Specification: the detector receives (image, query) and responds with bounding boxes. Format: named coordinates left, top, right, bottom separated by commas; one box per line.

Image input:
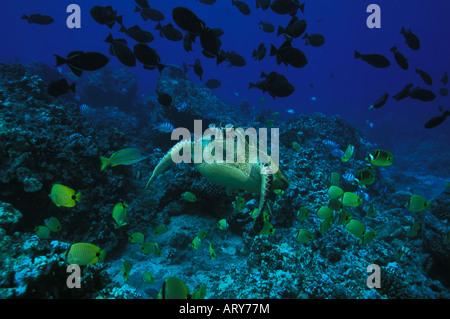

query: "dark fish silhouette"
left=172, top=7, right=205, bottom=35
left=256, top=0, right=271, bottom=10
left=90, top=5, right=123, bottom=28
left=408, top=87, right=436, bottom=102
left=54, top=51, right=109, bottom=77
left=190, top=58, right=203, bottom=81
left=135, top=5, right=165, bottom=22
left=270, top=0, right=304, bottom=16
left=156, top=90, right=172, bottom=106
left=200, top=27, right=225, bottom=65
left=199, top=0, right=217, bottom=4
left=440, top=88, right=449, bottom=97
left=252, top=43, right=267, bottom=61
left=392, top=83, right=413, bottom=101
left=133, top=43, right=165, bottom=73
left=232, top=0, right=251, bottom=15
left=270, top=41, right=307, bottom=68
left=400, top=27, right=420, bottom=50
left=441, top=71, right=448, bottom=84
left=390, top=46, right=408, bottom=70
left=424, top=111, right=449, bottom=129
left=354, top=51, right=390, bottom=68
left=277, top=16, right=306, bottom=40
left=249, top=71, right=295, bottom=99
left=120, top=25, right=154, bottom=43
left=416, top=68, right=433, bottom=85
left=369, top=93, right=389, bottom=109
left=104, top=33, right=136, bottom=67
left=155, top=23, right=183, bottom=41
left=303, top=33, right=325, bottom=47
left=205, top=79, right=221, bottom=89
left=21, top=13, right=54, bottom=25
left=47, top=79, right=75, bottom=97
left=258, top=21, right=275, bottom=33
left=225, top=51, right=246, bottom=67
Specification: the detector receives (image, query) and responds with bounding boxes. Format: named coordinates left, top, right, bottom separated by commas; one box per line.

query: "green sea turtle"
left=145, top=126, right=289, bottom=221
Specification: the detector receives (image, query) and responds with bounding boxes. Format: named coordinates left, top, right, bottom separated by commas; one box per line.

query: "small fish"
left=416, top=68, right=433, bottom=85
left=44, top=216, right=61, bottom=232
left=441, top=71, right=448, bottom=85
left=112, top=202, right=127, bottom=228
left=258, top=21, right=275, bottom=33
left=341, top=192, right=363, bottom=207
left=63, top=243, right=105, bottom=265
left=390, top=46, right=408, bottom=70
left=47, top=79, right=75, bottom=98
left=134, top=171, right=142, bottom=181
left=258, top=97, right=266, bottom=103
left=366, top=203, right=376, bottom=217
left=205, top=79, right=221, bottom=89
left=366, top=149, right=394, bottom=166
left=354, top=51, right=390, bottom=68
left=292, top=142, right=301, bottom=151
left=232, top=196, right=246, bottom=212
left=317, top=206, right=334, bottom=220
left=49, top=184, right=81, bottom=208
left=319, top=218, right=333, bottom=234
left=155, top=22, right=183, bottom=41
left=329, top=172, right=340, bottom=186
left=407, top=222, right=421, bottom=238
left=190, top=58, right=203, bottom=81
left=232, top=0, right=251, bottom=15
left=55, top=51, right=109, bottom=77
left=392, top=83, right=414, bottom=101
left=143, top=272, right=154, bottom=284
left=158, top=277, right=191, bottom=299
left=366, top=120, right=374, bottom=128
left=408, top=87, right=436, bottom=102
left=322, top=140, right=338, bottom=148
left=337, top=208, right=352, bottom=226
left=342, top=172, right=355, bottom=183
left=331, top=148, right=345, bottom=158
left=443, top=230, right=450, bottom=245
left=369, top=93, right=389, bottom=110
left=35, top=225, right=51, bottom=239
left=182, top=191, right=197, bottom=202
left=209, top=243, right=217, bottom=260
left=104, top=33, right=136, bottom=67
left=423, top=177, right=436, bottom=187
left=100, top=148, right=147, bottom=171
left=354, top=168, right=376, bottom=188
left=303, top=33, right=325, bottom=47
left=154, top=224, right=168, bottom=236
left=328, top=198, right=343, bottom=211
left=400, top=27, right=420, bottom=50
left=140, top=242, right=161, bottom=256
left=217, top=219, right=229, bottom=230
left=328, top=186, right=344, bottom=200
left=361, top=230, right=377, bottom=245
left=424, top=111, right=450, bottom=129
left=296, top=207, right=310, bottom=221
left=153, top=122, right=175, bottom=133
left=345, top=219, right=366, bottom=239
left=341, top=145, right=355, bottom=163
left=191, top=235, right=201, bottom=249
left=260, top=220, right=276, bottom=236
left=295, top=229, right=314, bottom=243
left=21, top=13, right=54, bottom=25
left=123, top=259, right=132, bottom=282
left=406, top=195, right=428, bottom=212
left=129, top=232, right=145, bottom=244
left=286, top=109, right=295, bottom=114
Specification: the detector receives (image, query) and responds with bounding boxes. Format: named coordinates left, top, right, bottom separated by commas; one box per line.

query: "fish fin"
left=119, top=25, right=126, bottom=33
left=248, top=82, right=256, bottom=89
left=145, top=140, right=192, bottom=189
left=155, top=22, right=162, bottom=30
left=299, top=2, right=305, bottom=13
left=54, top=55, right=66, bottom=67
left=277, top=26, right=285, bottom=36
left=354, top=50, right=361, bottom=59
left=115, top=15, right=123, bottom=26
left=21, top=14, right=28, bottom=20
left=104, top=33, right=114, bottom=43
left=68, top=66, right=83, bottom=77
left=134, top=5, right=140, bottom=12
left=75, top=191, right=81, bottom=203
left=100, top=156, right=110, bottom=171
left=269, top=44, right=278, bottom=56
left=157, top=63, right=166, bottom=73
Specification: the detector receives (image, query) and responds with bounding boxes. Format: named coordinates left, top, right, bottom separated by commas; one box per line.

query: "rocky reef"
left=0, top=62, right=448, bottom=299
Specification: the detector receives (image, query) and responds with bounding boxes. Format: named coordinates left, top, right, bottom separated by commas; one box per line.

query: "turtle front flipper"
left=254, top=163, right=274, bottom=218
left=145, top=140, right=191, bottom=189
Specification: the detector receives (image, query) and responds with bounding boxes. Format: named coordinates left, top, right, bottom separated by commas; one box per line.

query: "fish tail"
left=157, top=63, right=166, bottom=73
left=252, top=49, right=257, bottom=57
left=299, top=3, right=305, bottom=13
left=21, top=14, right=28, bottom=20
left=100, top=156, right=110, bottom=171
left=390, top=46, right=396, bottom=52
left=269, top=44, right=278, bottom=56
left=54, top=55, right=66, bottom=67
left=119, top=25, right=126, bottom=33
left=155, top=22, right=162, bottom=30
left=400, top=26, right=405, bottom=34
left=277, top=26, right=285, bottom=36
left=248, top=82, right=256, bottom=89
left=75, top=191, right=81, bottom=203
left=134, top=5, right=140, bottom=12
left=354, top=50, right=361, bottom=59
left=99, top=249, right=106, bottom=262
left=115, top=15, right=123, bottom=26
left=104, top=33, right=114, bottom=43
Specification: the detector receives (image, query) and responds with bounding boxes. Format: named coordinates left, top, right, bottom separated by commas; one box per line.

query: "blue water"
left=1, top=0, right=450, bottom=299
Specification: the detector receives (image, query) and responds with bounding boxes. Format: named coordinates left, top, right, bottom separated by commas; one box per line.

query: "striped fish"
left=100, top=148, right=147, bottom=171
left=153, top=122, right=174, bottom=133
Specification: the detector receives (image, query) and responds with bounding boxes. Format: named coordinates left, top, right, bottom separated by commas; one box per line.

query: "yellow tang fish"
left=182, top=191, right=197, bottom=202
left=44, top=216, right=61, bottom=232
left=100, top=148, right=147, bottom=171
left=158, top=277, right=190, bottom=299
left=365, top=149, right=394, bottom=167
left=341, top=145, right=355, bottom=163
left=64, top=243, right=105, bottom=265
left=143, top=272, right=154, bottom=284
left=123, top=259, right=132, bottom=282
left=345, top=219, right=366, bottom=238
left=35, top=225, right=51, bottom=239
left=50, top=184, right=81, bottom=208
left=129, top=232, right=145, bottom=244
left=295, top=229, right=314, bottom=243
left=112, top=203, right=127, bottom=228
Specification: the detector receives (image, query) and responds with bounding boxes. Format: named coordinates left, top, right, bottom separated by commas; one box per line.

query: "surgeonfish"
left=341, top=145, right=355, bottom=163
left=182, top=191, right=197, bottom=202
left=407, top=222, right=421, bottom=237
left=217, top=219, right=229, bottom=230
left=44, top=216, right=61, bottom=232
left=153, top=224, right=168, bottom=235
left=328, top=185, right=344, bottom=199
left=100, top=148, right=147, bottom=171
left=129, top=232, right=145, bottom=244
left=158, top=277, right=191, bottom=299
left=123, top=259, right=132, bottom=282
left=366, top=149, right=394, bottom=167
left=50, top=184, right=81, bottom=208
left=63, top=243, right=105, bottom=265
left=209, top=243, right=217, bottom=260
left=35, top=225, right=51, bottom=239
left=112, top=202, right=128, bottom=228
left=143, top=272, right=154, bottom=284
left=345, top=219, right=366, bottom=238
left=406, top=195, right=428, bottom=212
left=295, top=229, right=314, bottom=243
left=341, top=192, right=363, bottom=207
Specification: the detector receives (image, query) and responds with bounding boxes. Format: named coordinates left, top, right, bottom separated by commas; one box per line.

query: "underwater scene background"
left=0, top=0, right=449, bottom=299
